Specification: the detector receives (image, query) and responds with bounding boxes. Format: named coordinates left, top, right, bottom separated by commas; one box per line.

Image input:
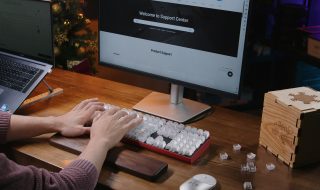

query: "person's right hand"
left=90, top=108, right=142, bottom=150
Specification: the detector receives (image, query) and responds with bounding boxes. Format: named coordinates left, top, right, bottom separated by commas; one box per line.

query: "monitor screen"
left=0, top=0, right=53, bottom=64
left=99, top=0, right=250, bottom=96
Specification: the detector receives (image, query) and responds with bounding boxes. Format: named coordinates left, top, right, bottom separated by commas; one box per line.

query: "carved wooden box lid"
left=269, top=87, right=320, bottom=112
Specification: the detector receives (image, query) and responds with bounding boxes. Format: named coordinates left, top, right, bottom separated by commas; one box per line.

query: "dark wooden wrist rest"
left=49, top=133, right=168, bottom=181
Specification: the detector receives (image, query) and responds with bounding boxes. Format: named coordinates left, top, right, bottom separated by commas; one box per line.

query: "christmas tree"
left=51, top=0, right=97, bottom=74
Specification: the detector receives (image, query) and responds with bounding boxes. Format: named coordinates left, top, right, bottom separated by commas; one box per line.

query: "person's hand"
left=90, top=108, right=142, bottom=150
left=55, top=98, right=105, bottom=137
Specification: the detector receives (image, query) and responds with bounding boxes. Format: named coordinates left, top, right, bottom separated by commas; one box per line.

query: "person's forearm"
left=78, top=139, right=110, bottom=174
left=6, top=115, right=59, bottom=142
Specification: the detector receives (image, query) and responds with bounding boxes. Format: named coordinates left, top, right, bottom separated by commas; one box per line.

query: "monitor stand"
left=133, top=84, right=211, bottom=123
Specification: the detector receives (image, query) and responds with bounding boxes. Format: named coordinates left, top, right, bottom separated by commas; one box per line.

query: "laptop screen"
left=0, top=0, right=53, bottom=65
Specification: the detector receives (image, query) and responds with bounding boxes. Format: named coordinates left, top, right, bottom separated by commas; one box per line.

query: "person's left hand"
left=55, top=98, right=105, bottom=137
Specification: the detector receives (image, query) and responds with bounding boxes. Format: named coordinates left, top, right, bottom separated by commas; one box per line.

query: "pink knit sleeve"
left=0, top=111, right=99, bottom=189
left=0, top=111, right=11, bottom=144
left=0, top=154, right=99, bottom=190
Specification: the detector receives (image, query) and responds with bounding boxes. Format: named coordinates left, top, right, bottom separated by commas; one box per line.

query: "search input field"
left=133, top=18, right=195, bottom=33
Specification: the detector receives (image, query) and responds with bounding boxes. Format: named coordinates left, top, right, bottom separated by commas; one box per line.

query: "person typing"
left=0, top=98, right=142, bottom=190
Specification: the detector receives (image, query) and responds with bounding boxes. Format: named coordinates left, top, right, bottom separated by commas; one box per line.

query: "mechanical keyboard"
left=104, top=104, right=211, bottom=164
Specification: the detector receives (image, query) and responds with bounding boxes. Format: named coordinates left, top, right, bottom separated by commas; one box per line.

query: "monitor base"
left=133, top=92, right=211, bottom=123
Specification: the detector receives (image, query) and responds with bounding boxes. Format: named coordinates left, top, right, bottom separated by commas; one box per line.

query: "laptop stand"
left=20, top=80, right=63, bottom=109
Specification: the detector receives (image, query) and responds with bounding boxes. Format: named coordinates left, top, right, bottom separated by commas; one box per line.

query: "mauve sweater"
left=0, top=112, right=99, bottom=190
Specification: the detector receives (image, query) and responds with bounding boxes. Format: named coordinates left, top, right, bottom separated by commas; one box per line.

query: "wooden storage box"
left=259, top=87, right=320, bottom=168
left=308, top=36, right=320, bottom=59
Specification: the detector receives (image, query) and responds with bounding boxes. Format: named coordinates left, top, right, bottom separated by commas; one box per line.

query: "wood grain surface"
left=6, top=69, right=320, bottom=190
left=49, top=133, right=168, bottom=181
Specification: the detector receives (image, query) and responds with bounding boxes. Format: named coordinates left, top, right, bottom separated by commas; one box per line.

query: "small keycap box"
left=259, top=87, right=320, bottom=168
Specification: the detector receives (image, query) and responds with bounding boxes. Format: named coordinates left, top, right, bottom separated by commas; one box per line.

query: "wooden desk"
left=8, top=69, right=320, bottom=190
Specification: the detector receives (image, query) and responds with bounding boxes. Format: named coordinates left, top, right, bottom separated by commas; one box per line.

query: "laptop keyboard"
left=0, top=56, right=43, bottom=93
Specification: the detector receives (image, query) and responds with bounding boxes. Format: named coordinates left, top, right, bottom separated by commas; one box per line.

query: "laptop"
left=0, top=0, right=54, bottom=113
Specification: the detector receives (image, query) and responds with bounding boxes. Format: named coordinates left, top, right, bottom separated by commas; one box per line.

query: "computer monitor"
left=99, top=0, right=251, bottom=123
